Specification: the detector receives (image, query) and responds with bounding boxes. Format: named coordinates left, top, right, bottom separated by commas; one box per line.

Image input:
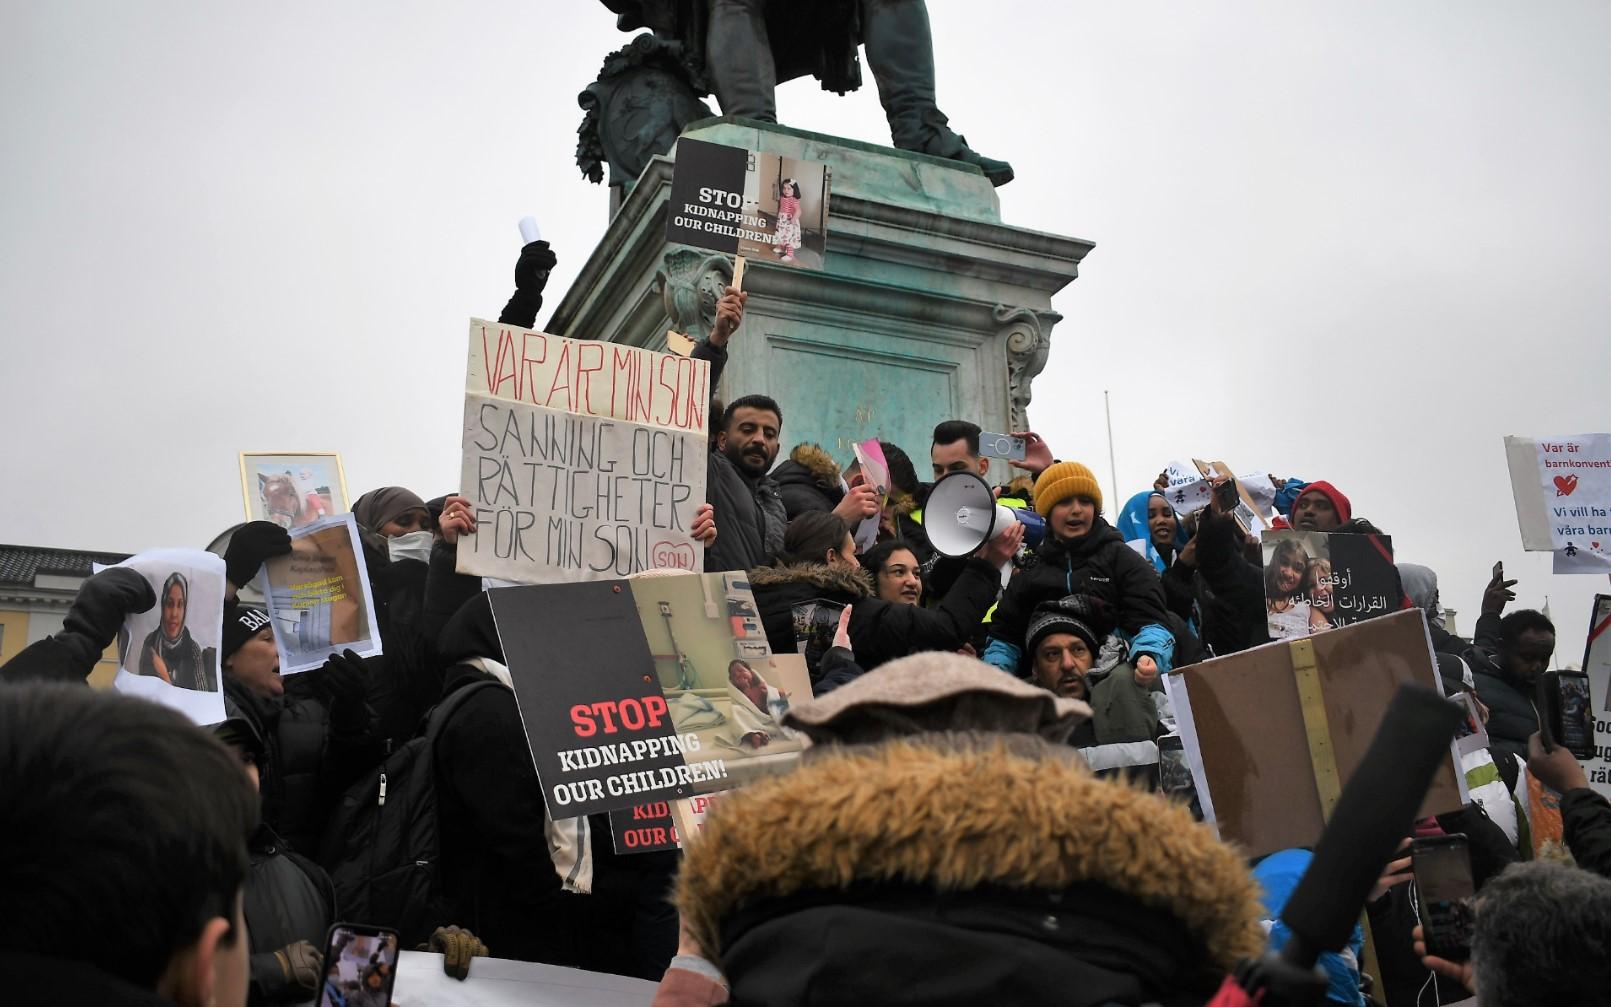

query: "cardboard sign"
left=490, top=573, right=806, bottom=819
left=1164, top=609, right=1467, bottom=858
left=239, top=452, right=348, bottom=530
left=103, top=548, right=227, bottom=725
left=1261, top=529, right=1402, bottom=641
left=1505, top=434, right=1611, bottom=571
left=456, top=319, right=710, bottom=584
left=1580, top=595, right=1611, bottom=799
left=261, top=514, right=383, bottom=674
left=666, top=138, right=832, bottom=269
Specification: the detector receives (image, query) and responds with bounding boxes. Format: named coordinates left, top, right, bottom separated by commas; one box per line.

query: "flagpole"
left=1104, top=390, right=1120, bottom=511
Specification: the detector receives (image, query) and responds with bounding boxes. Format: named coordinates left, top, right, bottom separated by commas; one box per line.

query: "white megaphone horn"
left=924, top=472, right=1046, bottom=562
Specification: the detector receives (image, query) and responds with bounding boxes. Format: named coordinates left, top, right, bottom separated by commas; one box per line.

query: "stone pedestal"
left=548, top=118, right=1093, bottom=464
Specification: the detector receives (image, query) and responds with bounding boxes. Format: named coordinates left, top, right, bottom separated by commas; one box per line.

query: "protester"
left=1416, top=861, right=1611, bottom=1006
left=1467, top=570, right=1554, bottom=764
left=1116, top=489, right=1196, bottom=624
left=1025, top=596, right=1161, bottom=754
left=667, top=652, right=1264, bottom=1005
left=220, top=605, right=382, bottom=854
left=860, top=538, right=925, bottom=604
left=983, top=461, right=1178, bottom=678
left=0, top=685, right=257, bottom=1007
left=213, top=710, right=335, bottom=1006
left=431, top=592, right=678, bottom=980
left=1289, top=480, right=1351, bottom=532
left=749, top=511, right=1018, bottom=685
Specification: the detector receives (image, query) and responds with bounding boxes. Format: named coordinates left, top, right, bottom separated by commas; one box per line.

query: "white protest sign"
left=1504, top=434, right=1611, bottom=572
left=457, top=319, right=711, bottom=584
left=1161, top=459, right=1211, bottom=515
left=392, top=952, right=656, bottom=1006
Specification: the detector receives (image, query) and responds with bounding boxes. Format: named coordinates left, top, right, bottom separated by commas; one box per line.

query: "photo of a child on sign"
left=631, top=572, right=808, bottom=791
left=1262, top=528, right=1402, bottom=641
left=737, top=154, right=829, bottom=267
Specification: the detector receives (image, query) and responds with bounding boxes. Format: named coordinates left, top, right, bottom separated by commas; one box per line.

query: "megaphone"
left=925, top=472, right=1047, bottom=558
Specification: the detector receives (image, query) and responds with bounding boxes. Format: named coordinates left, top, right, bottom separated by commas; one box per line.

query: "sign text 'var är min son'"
left=467, top=321, right=709, bottom=436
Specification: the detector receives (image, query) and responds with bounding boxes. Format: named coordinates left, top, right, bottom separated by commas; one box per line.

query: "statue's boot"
left=706, top=0, right=779, bottom=121
left=862, top=0, right=1015, bottom=185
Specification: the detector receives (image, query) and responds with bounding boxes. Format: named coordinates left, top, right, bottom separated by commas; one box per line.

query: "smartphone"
left=1213, top=478, right=1240, bottom=513
left=979, top=432, right=1027, bottom=462
left=1539, top=670, right=1595, bottom=761
left=1492, top=560, right=1504, bottom=581
left=1412, top=835, right=1475, bottom=962
left=318, top=923, right=400, bottom=1007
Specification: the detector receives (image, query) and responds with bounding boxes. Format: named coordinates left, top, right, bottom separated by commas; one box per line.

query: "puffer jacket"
left=676, top=733, right=1265, bottom=1006
left=771, top=443, right=844, bottom=519
left=984, top=518, right=1176, bottom=676
left=748, top=559, right=1000, bottom=686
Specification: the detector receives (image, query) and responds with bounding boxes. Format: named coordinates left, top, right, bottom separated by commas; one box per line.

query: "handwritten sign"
left=1505, top=434, right=1611, bottom=573
left=457, top=320, right=710, bottom=584
left=1261, top=529, right=1401, bottom=641
left=666, top=138, right=832, bottom=270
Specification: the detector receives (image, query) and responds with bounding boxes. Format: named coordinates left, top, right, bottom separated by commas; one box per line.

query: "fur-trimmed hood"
left=783, top=442, right=841, bottom=487
left=677, top=734, right=1264, bottom=975
left=746, top=561, right=873, bottom=599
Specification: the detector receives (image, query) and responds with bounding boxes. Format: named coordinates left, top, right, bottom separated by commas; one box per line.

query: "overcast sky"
left=3, top=2, right=1607, bottom=654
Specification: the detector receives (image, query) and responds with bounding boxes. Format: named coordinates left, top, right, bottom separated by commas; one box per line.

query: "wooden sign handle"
left=730, top=254, right=746, bottom=293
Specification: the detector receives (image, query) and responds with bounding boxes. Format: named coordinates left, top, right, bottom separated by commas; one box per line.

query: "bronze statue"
left=589, top=0, right=1013, bottom=189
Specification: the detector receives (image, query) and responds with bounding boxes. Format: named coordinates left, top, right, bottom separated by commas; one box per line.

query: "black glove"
left=225, top=521, right=292, bottom=589
left=59, top=568, right=157, bottom=669
left=498, top=240, right=556, bottom=330
left=321, top=648, right=370, bottom=706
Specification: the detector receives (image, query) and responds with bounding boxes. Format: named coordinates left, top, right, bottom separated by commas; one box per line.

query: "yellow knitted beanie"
left=1033, top=461, right=1103, bottom=517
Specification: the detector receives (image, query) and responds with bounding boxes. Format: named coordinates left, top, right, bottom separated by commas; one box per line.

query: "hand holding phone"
left=979, top=431, right=1027, bottom=462
left=318, top=923, right=400, bottom=1007
left=1538, top=670, right=1595, bottom=761
left=1412, top=836, right=1475, bottom=962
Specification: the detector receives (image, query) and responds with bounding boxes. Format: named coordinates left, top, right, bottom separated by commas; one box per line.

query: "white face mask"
left=387, top=530, right=434, bottom=565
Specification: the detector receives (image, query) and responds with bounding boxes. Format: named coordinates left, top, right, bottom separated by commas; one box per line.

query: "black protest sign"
left=666, top=138, right=832, bottom=270
left=489, top=582, right=720, bottom=818
left=1262, top=529, right=1403, bottom=641
left=608, top=800, right=682, bottom=855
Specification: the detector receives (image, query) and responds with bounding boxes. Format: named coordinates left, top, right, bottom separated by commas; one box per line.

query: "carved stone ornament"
left=576, top=34, right=713, bottom=195
left=657, top=249, right=736, bottom=340
left=995, top=304, right=1053, bottom=432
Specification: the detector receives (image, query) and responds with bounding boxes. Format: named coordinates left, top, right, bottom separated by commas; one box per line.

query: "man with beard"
left=692, top=285, right=789, bottom=572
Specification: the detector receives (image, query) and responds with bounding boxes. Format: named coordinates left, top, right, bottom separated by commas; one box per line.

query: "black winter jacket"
left=1190, top=509, right=1270, bottom=655
left=2, top=951, right=178, bottom=1007
left=246, top=824, right=334, bottom=1004
left=227, top=673, right=380, bottom=855
left=1562, top=788, right=1611, bottom=880
left=771, top=443, right=844, bottom=520
left=1468, top=614, right=1538, bottom=765
left=985, top=518, right=1174, bottom=675
left=748, top=559, right=1001, bottom=685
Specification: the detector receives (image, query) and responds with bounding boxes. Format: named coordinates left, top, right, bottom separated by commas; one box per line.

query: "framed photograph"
left=239, top=452, right=349, bottom=530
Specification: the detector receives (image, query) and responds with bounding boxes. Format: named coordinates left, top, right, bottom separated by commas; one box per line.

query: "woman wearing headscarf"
left=1116, top=489, right=1197, bottom=626
left=139, top=571, right=214, bottom=690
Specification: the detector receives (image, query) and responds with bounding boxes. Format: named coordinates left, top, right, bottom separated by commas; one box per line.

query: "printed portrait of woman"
left=1264, top=538, right=1314, bottom=639
left=139, top=572, right=215, bottom=691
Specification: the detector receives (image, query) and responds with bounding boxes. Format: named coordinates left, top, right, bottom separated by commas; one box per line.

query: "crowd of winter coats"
left=5, top=244, right=1611, bottom=1007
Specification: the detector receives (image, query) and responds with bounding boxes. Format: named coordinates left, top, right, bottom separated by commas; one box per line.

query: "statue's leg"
left=860, top=0, right=1014, bottom=185
left=706, top=0, right=779, bottom=122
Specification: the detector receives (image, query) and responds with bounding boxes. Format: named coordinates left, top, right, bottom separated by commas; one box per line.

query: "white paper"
left=518, top=216, right=542, bottom=244
left=1161, top=460, right=1211, bottom=516
left=389, top=952, right=656, bottom=1007
left=99, top=549, right=228, bottom=726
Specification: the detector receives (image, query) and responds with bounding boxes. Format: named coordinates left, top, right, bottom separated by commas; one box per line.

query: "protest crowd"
left=5, top=235, right=1611, bottom=1007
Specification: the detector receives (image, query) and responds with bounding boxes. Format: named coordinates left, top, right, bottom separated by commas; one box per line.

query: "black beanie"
left=223, top=606, right=273, bottom=662
left=1025, top=595, right=1111, bottom=657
